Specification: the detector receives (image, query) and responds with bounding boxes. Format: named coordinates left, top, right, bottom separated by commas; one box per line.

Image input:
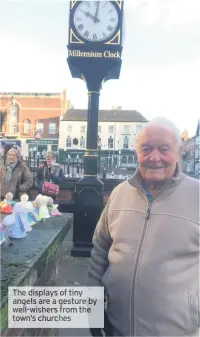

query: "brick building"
left=0, top=89, right=71, bottom=155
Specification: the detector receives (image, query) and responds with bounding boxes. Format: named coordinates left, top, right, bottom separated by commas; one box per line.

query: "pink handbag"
left=42, top=167, right=59, bottom=196
left=42, top=181, right=59, bottom=196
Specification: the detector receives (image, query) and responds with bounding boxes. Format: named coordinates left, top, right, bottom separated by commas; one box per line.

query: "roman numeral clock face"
left=73, top=1, right=119, bottom=42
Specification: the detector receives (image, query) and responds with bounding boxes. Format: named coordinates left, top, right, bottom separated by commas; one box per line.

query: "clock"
left=73, top=1, right=119, bottom=42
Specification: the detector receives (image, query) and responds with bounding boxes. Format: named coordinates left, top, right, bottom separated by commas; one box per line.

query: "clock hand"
left=94, top=1, right=100, bottom=22
left=79, top=9, right=100, bottom=22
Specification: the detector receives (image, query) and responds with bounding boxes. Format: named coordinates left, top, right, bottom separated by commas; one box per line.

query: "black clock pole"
left=71, top=77, right=104, bottom=257
left=84, top=90, right=100, bottom=175
left=67, top=0, right=124, bottom=257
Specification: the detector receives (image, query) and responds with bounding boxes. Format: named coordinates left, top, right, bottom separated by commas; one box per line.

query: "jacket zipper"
left=129, top=197, right=152, bottom=336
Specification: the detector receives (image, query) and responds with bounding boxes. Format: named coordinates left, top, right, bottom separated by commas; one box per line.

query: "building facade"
left=22, top=116, right=60, bottom=156
left=180, top=120, right=200, bottom=177
left=194, top=119, right=200, bottom=176
left=180, top=136, right=196, bottom=173
left=59, top=108, right=148, bottom=151
left=0, top=89, right=71, bottom=156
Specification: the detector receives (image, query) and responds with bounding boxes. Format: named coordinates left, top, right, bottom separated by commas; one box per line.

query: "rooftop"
left=62, top=109, right=148, bottom=122
left=0, top=92, right=60, bottom=97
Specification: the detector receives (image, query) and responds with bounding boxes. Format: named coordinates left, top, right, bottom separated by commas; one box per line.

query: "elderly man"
left=88, top=117, right=199, bottom=336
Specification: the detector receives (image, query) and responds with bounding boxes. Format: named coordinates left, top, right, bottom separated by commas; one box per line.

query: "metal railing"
left=23, top=152, right=138, bottom=179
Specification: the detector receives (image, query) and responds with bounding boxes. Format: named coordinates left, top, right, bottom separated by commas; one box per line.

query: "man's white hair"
left=136, top=117, right=182, bottom=146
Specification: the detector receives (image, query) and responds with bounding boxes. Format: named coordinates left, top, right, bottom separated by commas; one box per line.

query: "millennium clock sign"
left=67, top=0, right=124, bottom=70
left=67, top=1, right=124, bottom=257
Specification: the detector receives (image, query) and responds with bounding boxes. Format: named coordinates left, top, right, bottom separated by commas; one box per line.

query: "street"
left=55, top=226, right=91, bottom=336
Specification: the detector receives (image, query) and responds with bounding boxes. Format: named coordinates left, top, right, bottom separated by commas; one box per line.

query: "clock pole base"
left=71, top=245, right=92, bottom=258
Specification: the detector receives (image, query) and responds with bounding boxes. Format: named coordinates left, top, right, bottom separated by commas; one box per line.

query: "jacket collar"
left=128, top=163, right=185, bottom=193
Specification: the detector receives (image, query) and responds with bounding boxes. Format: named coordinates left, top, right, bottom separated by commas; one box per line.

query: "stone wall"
left=1, top=214, right=72, bottom=336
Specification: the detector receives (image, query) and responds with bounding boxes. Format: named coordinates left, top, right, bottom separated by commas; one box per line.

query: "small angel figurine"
left=26, top=201, right=38, bottom=226
left=20, top=194, right=37, bottom=226
left=13, top=203, right=32, bottom=232
left=32, top=195, right=43, bottom=222
left=2, top=210, right=27, bottom=239
left=0, top=192, right=14, bottom=214
left=39, top=196, right=50, bottom=219
left=51, top=204, right=61, bottom=216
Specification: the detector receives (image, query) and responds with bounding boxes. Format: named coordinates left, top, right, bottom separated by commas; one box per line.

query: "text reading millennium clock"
left=73, top=1, right=119, bottom=42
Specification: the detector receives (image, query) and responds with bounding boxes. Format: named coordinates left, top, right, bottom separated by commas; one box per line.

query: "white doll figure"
left=39, top=195, right=50, bottom=219
left=13, top=203, right=32, bottom=232
left=2, top=210, right=27, bottom=239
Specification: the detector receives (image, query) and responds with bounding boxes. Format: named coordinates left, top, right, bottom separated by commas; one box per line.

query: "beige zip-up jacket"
left=88, top=165, right=199, bottom=336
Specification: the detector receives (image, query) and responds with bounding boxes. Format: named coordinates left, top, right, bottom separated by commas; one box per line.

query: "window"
left=136, top=124, right=142, bottom=134
left=108, top=136, right=113, bottom=149
left=122, top=156, right=127, bottom=164
left=66, top=136, right=71, bottom=148
left=36, top=122, right=44, bottom=135
left=24, top=119, right=31, bottom=134
left=98, top=125, right=102, bottom=133
left=11, top=123, right=18, bottom=133
left=67, top=124, right=72, bottom=133
left=11, top=104, right=18, bottom=122
left=49, top=123, right=56, bottom=134
left=128, top=156, right=134, bottom=164
left=80, top=136, right=85, bottom=148
left=108, top=125, right=114, bottom=133
left=123, top=136, right=129, bottom=149
left=80, top=125, right=86, bottom=133
left=124, top=125, right=130, bottom=134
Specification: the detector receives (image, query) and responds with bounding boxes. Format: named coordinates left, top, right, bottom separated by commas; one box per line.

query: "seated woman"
left=35, top=151, right=64, bottom=199
left=0, top=147, right=33, bottom=200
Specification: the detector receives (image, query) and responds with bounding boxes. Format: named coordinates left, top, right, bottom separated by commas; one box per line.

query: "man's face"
left=7, top=150, right=18, bottom=163
left=136, top=126, right=180, bottom=182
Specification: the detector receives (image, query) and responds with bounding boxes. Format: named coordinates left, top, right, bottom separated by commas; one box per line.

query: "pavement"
left=55, top=226, right=92, bottom=337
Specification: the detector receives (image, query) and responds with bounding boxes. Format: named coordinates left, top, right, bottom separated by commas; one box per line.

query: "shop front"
left=24, top=139, right=59, bottom=157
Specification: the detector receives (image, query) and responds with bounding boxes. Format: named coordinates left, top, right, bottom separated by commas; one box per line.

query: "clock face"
left=73, top=1, right=119, bottom=42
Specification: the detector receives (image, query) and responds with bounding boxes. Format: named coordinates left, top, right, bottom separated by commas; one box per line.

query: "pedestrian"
left=0, top=147, right=33, bottom=200
left=35, top=151, right=64, bottom=200
left=88, top=117, right=199, bottom=336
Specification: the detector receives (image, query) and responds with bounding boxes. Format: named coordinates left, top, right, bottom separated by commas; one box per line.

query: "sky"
left=0, top=0, right=200, bottom=137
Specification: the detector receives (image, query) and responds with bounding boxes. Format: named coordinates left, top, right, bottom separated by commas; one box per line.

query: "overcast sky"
left=0, top=0, right=199, bottom=136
